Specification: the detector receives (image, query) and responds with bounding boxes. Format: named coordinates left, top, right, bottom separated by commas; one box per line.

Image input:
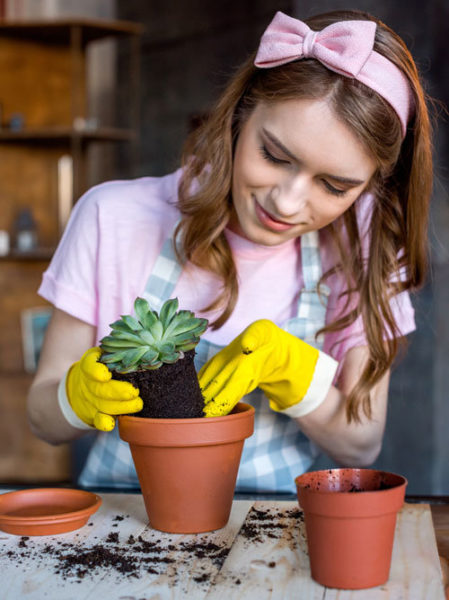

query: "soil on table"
left=112, top=349, right=204, bottom=418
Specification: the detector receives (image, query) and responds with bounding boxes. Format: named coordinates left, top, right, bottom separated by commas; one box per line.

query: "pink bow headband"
left=255, top=12, right=413, bottom=137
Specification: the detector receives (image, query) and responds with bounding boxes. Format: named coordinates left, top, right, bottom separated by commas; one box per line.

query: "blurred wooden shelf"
left=0, top=18, right=144, bottom=45
left=0, top=248, right=55, bottom=261
left=0, top=127, right=136, bottom=145
left=0, top=17, right=141, bottom=200
left=0, top=17, right=142, bottom=485
left=0, top=371, right=71, bottom=483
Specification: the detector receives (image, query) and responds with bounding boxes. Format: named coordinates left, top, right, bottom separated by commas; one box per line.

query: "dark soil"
left=1, top=507, right=307, bottom=589
left=239, top=506, right=304, bottom=545
left=347, top=480, right=394, bottom=492
left=1, top=515, right=233, bottom=587
left=112, top=349, right=204, bottom=418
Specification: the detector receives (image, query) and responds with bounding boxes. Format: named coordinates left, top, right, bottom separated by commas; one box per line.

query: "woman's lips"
left=253, top=198, right=297, bottom=232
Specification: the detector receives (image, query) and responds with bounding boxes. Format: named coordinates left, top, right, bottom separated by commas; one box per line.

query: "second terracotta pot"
left=118, top=402, right=255, bottom=534
left=295, top=468, right=407, bottom=589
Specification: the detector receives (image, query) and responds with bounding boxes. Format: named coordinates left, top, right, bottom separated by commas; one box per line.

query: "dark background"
left=113, top=0, right=449, bottom=494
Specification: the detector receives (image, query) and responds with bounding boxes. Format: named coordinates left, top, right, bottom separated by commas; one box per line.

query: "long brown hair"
left=175, top=10, right=433, bottom=421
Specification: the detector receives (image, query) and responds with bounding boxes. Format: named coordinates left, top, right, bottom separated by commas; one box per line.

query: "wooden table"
left=0, top=490, right=448, bottom=599
left=431, top=502, right=449, bottom=598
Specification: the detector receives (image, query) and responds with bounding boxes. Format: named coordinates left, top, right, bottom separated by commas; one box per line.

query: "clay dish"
left=0, top=488, right=102, bottom=536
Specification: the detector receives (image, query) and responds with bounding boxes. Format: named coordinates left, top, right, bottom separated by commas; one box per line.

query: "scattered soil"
left=239, top=506, right=304, bottom=546
left=303, top=478, right=395, bottom=493
left=1, top=506, right=307, bottom=590
left=113, top=349, right=204, bottom=418
left=1, top=514, right=232, bottom=588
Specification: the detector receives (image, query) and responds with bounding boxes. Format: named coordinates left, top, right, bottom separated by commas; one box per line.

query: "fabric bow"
left=255, top=12, right=377, bottom=78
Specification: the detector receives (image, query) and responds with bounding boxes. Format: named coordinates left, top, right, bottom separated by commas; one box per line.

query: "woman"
left=28, top=10, right=433, bottom=492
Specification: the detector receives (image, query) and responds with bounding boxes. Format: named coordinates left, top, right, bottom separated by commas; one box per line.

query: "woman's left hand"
left=199, top=319, right=338, bottom=418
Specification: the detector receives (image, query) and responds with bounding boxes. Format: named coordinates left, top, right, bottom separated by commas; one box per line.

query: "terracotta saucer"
left=0, top=488, right=102, bottom=536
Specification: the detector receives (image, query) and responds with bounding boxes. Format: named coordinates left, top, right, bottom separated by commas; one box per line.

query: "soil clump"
left=113, top=349, right=204, bottom=418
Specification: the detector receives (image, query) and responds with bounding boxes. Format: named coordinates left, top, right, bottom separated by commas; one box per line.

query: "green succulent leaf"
left=107, top=331, right=144, bottom=344
left=141, top=348, right=159, bottom=363
left=150, top=320, right=164, bottom=341
left=160, top=298, right=179, bottom=327
left=100, top=336, right=140, bottom=349
left=159, top=341, right=175, bottom=354
left=145, top=361, right=163, bottom=370
left=109, top=320, right=134, bottom=333
left=134, top=297, right=150, bottom=323
left=121, top=315, right=142, bottom=331
left=115, top=366, right=136, bottom=374
left=102, top=362, right=121, bottom=371
left=122, top=347, right=148, bottom=368
left=170, top=334, right=196, bottom=346
left=177, top=341, right=199, bottom=351
left=164, top=320, right=194, bottom=338
left=100, top=351, right=129, bottom=363
left=99, top=297, right=208, bottom=372
left=159, top=352, right=180, bottom=364
left=139, top=330, right=156, bottom=345
left=142, top=310, right=158, bottom=330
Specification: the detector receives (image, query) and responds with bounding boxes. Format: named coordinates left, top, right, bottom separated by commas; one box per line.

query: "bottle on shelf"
left=14, top=208, right=38, bottom=253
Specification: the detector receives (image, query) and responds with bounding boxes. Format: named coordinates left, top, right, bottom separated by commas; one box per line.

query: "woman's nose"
left=270, top=175, right=309, bottom=217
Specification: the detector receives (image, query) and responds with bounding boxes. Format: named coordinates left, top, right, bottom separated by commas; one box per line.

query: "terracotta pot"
left=295, top=468, right=407, bottom=589
left=118, top=402, right=255, bottom=534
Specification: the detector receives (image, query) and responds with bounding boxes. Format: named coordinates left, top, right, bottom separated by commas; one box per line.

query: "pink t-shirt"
left=38, top=169, right=416, bottom=381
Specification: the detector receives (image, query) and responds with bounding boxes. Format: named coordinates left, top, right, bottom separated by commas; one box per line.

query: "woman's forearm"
left=27, top=378, right=87, bottom=445
left=296, top=379, right=389, bottom=466
left=27, top=309, right=97, bottom=445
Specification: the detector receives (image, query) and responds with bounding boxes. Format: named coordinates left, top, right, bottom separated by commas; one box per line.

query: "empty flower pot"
left=118, top=402, right=255, bottom=534
left=295, top=468, right=407, bottom=589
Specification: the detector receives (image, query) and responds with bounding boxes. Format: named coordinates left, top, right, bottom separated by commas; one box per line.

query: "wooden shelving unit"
left=0, top=18, right=143, bottom=483
left=0, top=248, right=56, bottom=261
left=0, top=127, right=137, bottom=142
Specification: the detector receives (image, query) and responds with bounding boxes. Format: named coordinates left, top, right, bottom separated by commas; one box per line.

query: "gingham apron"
left=79, top=228, right=329, bottom=493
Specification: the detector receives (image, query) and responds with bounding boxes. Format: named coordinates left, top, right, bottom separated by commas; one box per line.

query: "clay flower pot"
left=295, top=468, right=407, bottom=589
left=118, top=402, right=255, bottom=534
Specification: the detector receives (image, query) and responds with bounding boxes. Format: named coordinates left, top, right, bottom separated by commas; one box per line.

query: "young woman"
left=27, top=10, right=433, bottom=492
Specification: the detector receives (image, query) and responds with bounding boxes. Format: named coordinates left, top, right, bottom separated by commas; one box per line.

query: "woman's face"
left=230, top=98, right=377, bottom=246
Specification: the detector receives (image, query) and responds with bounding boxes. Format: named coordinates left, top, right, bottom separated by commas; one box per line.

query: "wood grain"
left=0, top=37, right=85, bottom=127
left=0, top=146, right=61, bottom=247
left=0, top=375, right=70, bottom=482
left=432, top=505, right=449, bottom=594
left=0, top=497, right=445, bottom=599
left=0, top=260, right=51, bottom=372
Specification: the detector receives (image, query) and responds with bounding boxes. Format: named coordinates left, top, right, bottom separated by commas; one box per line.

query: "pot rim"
left=295, top=467, right=408, bottom=495
left=118, top=402, right=255, bottom=447
left=118, top=401, right=255, bottom=424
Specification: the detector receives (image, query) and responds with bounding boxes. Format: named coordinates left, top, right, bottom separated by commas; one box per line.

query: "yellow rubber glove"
left=199, top=320, right=338, bottom=418
left=65, top=347, right=143, bottom=432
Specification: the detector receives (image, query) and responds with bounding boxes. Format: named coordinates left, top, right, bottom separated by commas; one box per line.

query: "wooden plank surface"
left=432, top=505, right=449, bottom=598
left=205, top=502, right=445, bottom=600
left=0, top=374, right=70, bottom=483
left=0, top=493, right=445, bottom=599
left=205, top=501, right=324, bottom=600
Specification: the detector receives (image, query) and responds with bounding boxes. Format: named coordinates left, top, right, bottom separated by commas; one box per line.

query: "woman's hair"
left=175, top=9, right=433, bottom=422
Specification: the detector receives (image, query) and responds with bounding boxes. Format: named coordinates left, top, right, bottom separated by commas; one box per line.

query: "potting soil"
left=1, top=506, right=307, bottom=590
left=113, top=349, right=205, bottom=418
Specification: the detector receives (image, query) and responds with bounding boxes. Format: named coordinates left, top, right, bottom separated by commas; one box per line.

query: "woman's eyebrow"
left=262, top=128, right=365, bottom=186
left=262, top=127, right=299, bottom=162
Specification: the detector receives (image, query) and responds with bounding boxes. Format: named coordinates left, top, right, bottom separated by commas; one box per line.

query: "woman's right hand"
left=66, top=347, right=143, bottom=432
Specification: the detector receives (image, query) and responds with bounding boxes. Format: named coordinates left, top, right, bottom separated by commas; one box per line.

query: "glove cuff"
left=280, top=350, right=338, bottom=418
left=58, top=370, right=95, bottom=431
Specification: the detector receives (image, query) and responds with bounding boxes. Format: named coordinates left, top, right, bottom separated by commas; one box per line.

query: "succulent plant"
left=99, top=297, right=208, bottom=373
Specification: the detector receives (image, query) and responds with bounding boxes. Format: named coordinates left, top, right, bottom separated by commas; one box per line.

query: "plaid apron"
left=79, top=228, right=329, bottom=493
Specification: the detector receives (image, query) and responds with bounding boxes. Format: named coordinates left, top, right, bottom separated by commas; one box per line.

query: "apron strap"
left=284, top=230, right=329, bottom=349
left=142, top=232, right=182, bottom=312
